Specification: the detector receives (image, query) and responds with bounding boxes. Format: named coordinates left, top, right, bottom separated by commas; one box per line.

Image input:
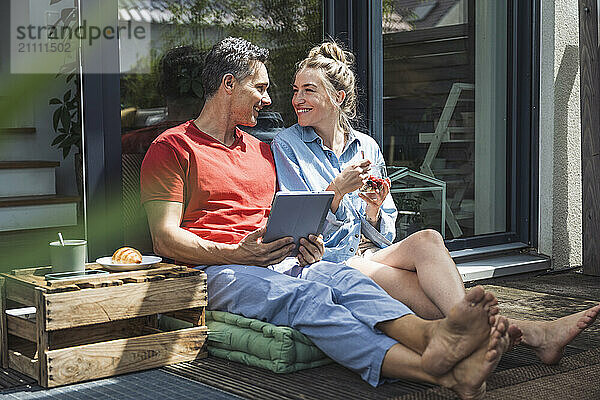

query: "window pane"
left=118, top=0, right=323, bottom=250
left=382, top=0, right=507, bottom=239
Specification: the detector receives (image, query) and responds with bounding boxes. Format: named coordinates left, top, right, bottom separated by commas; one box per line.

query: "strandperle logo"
left=15, top=20, right=146, bottom=47
left=10, top=0, right=151, bottom=74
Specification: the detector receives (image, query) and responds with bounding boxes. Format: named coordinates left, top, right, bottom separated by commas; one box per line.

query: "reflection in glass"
left=382, top=0, right=507, bottom=239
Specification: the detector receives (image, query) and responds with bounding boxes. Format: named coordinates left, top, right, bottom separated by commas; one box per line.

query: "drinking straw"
left=58, top=232, right=65, bottom=246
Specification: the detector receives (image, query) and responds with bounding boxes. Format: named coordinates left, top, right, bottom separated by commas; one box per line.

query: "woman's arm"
left=271, top=138, right=353, bottom=219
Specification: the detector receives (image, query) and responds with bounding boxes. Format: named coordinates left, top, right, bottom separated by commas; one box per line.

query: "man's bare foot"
left=484, top=292, right=500, bottom=326
left=453, top=317, right=511, bottom=399
left=519, top=304, right=600, bottom=364
left=507, top=323, right=523, bottom=350
left=421, top=286, right=496, bottom=376
left=441, top=316, right=511, bottom=400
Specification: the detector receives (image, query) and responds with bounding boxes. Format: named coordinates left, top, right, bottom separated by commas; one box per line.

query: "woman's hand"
left=359, top=179, right=390, bottom=224
left=331, top=159, right=371, bottom=196
left=297, top=234, right=325, bottom=266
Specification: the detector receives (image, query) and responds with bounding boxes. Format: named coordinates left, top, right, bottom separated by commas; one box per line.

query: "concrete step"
left=0, top=161, right=59, bottom=197
left=0, top=195, right=79, bottom=232
left=457, top=253, right=550, bottom=282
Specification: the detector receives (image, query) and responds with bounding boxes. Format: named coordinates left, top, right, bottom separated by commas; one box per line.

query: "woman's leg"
left=349, top=229, right=465, bottom=317
left=507, top=304, right=600, bottom=364
left=347, top=257, right=444, bottom=319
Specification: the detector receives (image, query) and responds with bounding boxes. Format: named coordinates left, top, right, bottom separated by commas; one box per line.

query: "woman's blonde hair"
left=297, top=41, right=357, bottom=133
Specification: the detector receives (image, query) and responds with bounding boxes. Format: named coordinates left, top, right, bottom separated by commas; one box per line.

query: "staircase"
left=0, top=161, right=81, bottom=271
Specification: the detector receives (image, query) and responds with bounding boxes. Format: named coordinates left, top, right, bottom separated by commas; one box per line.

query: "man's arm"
left=145, top=200, right=295, bottom=266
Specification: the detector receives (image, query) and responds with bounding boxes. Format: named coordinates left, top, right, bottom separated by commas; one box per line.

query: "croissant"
left=112, top=247, right=143, bottom=264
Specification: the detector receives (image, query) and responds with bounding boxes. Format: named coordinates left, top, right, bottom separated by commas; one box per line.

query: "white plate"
left=95, top=255, right=162, bottom=271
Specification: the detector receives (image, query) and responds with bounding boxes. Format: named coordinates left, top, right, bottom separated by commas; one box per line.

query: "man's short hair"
left=202, top=37, right=269, bottom=99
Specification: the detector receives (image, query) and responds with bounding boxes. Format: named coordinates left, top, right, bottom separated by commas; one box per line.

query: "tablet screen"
left=263, top=191, right=334, bottom=255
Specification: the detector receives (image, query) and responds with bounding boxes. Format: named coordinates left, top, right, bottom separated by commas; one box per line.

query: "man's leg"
left=350, top=229, right=466, bottom=318
left=301, top=262, right=498, bottom=376
left=204, top=264, right=404, bottom=386
left=205, top=264, right=508, bottom=396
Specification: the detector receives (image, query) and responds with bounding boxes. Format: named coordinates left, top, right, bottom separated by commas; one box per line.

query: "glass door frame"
left=80, top=0, right=123, bottom=259
left=326, top=0, right=540, bottom=251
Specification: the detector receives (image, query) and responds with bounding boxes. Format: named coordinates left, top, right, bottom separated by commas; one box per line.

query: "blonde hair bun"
left=308, top=42, right=354, bottom=67
left=112, top=247, right=143, bottom=264
left=297, top=41, right=358, bottom=133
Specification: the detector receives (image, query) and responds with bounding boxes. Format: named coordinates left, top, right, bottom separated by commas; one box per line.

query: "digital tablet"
left=263, top=191, right=334, bottom=255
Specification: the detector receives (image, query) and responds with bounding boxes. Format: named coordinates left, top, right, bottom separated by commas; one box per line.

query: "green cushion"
left=159, top=311, right=332, bottom=373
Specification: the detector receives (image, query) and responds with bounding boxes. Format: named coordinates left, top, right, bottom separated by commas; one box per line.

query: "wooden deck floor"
left=2, top=270, right=600, bottom=399
left=162, top=270, right=600, bottom=400
left=478, top=270, right=600, bottom=350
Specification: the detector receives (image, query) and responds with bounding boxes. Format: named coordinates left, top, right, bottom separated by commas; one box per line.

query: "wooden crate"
left=0, top=263, right=208, bottom=388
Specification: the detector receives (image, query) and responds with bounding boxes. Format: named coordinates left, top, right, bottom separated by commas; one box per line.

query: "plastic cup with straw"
left=50, top=233, right=87, bottom=273
left=58, top=232, right=65, bottom=246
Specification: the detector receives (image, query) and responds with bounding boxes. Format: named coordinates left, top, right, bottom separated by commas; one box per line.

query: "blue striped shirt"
left=271, top=124, right=397, bottom=263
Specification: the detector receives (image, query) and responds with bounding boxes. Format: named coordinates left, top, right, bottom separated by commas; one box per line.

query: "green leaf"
left=49, top=98, right=62, bottom=105
left=50, top=0, right=63, bottom=5
left=51, top=134, right=68, bottom=146
left=63, top=90, right=71, bottom=103
left=63, top=135, right=77, bottom=147
left=62, top=146, right=70, bottom=159
left=52, top=109, right=61, bottom=131
left=61, top=108, right=71, bottom=132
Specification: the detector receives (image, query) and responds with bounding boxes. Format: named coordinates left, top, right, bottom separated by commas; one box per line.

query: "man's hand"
left=297, top=234, right=325, bottom=266
left=234, top=227, right=295, bottom=267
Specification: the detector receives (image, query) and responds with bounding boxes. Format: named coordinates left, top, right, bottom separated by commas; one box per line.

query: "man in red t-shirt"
left=140, top=37, right=516, bottom=395
left=141, top=40, right=315, bottom=266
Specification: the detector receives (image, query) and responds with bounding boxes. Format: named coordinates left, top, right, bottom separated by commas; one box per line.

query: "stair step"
left=0, top=128, right=36, bottom=134
left=457, top=253, right=549, bottom=282
left=0, top=161, right=60, bottom=197
left=0, top=161, right=58, bottom=169
left=0, top=195, right=79, bottom=232
left=0, top=195, right=79, bottom=207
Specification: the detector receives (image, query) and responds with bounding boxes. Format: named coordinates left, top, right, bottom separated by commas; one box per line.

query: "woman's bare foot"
left=421, top=286, right=497, bottom=376
left=516, top=304, right=600, bottom=364
left=507, top=323, right=523, bottom=350
left=441, top=316, right=511, bottom=400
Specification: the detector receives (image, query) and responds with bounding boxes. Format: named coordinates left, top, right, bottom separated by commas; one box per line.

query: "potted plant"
left=48, top=0, right=82, bottom=196
left=49, top=72, right=81, bottom=159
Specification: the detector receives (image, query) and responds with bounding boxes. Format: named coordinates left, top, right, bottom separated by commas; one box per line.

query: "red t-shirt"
left=140, top=121, right=276, bottom=244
